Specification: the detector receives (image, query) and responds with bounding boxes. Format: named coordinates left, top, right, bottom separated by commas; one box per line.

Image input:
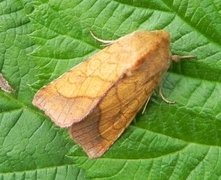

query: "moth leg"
left=90, top=31, right=115, bottom=46
left=171, top=55, right=196, bottom=62
left=142, top=96, right=151, bottom=114
left=159, top=86, right=175, bottom=104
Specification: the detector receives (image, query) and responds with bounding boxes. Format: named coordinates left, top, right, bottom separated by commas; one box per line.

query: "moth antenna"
left=171, top=55, right=196, bottom=62
left=90, top=31, right=115, bottom=46
left=159, top=87, right=175, bottom=104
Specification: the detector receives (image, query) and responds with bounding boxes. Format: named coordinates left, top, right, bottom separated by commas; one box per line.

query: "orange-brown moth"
left=33, top=30, right=192, bottom=158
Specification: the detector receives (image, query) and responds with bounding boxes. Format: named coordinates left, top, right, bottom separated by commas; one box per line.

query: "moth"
left=33, top=30, right=193, bottom=158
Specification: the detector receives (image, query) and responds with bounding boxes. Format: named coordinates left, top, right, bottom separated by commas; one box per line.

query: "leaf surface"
left=1, top=0, right=221, bottom=179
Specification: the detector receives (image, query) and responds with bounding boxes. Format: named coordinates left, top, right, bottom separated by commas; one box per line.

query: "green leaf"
left=0, top=0, right=85, bottom=179
left=1, top=0, right=221, bottom=179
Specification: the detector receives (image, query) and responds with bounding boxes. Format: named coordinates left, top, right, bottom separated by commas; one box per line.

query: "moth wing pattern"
left=33, top=30, right=171, bottom=158
left=33, top=62, right=114, bottom=127
left=32, top=44, right=129, bottom=127
left=33, top=31, right=168, bottom=128
left=69, top=63, right=164, bottom=158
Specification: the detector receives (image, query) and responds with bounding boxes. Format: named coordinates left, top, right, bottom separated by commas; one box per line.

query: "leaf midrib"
left=0, top=164, right=75, bottom=175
